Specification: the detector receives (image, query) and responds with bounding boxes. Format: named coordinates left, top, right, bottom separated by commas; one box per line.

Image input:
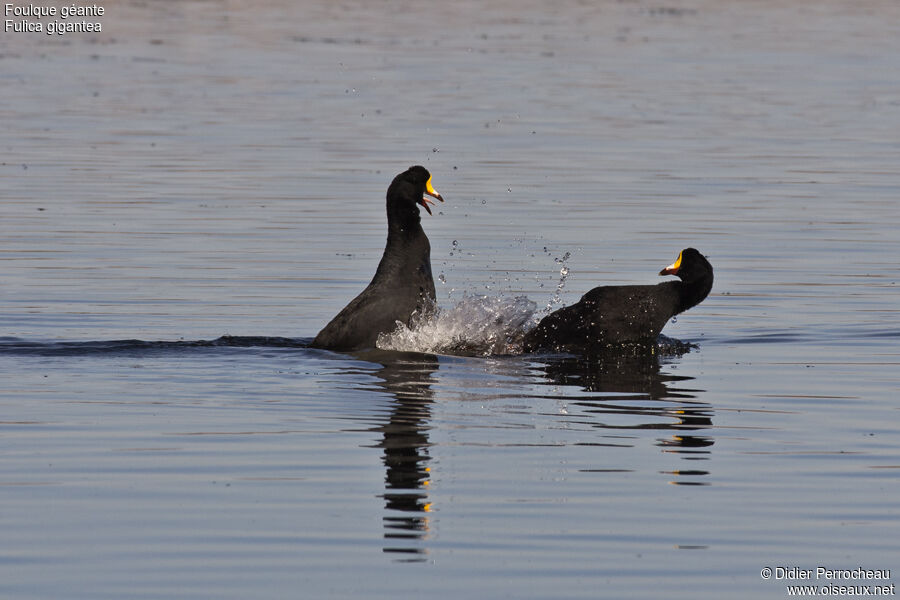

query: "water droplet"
left=432, top=147, right=439, bottom=153
left=452, top=240, right=458, bottom=247
left=507, top=187, right=512, bottom=193
left=481, top=199, right=487, bottom=204
left=438, top=273, right=446, bottom=284
left=560, top=266, right=569, bottom=277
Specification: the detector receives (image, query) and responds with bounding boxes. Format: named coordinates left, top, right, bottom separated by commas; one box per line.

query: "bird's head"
left=388, top=165, right=444, bottom=216
left=659, top=248, right=713, bottom=282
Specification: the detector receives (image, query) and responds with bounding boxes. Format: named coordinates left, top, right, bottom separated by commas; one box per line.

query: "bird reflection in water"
left=530, top=340, right=714, bottom=486
left=356, top=350, right=439, bottom=561
left=356, top=339, right=714, bottom=560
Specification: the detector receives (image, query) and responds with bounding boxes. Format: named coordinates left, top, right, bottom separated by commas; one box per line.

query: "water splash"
left=545, top=251, right=571, bottom=313
left=377, top=293, right=539, bottom=357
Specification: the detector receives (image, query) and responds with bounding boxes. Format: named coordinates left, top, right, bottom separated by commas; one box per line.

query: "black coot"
left=524, top=248, right=713, bottom=353
left=312, top=166, right=443, bottom=351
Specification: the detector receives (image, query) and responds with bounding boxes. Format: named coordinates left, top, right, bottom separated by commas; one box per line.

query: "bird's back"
left=524, top=282, right=680, bottom=352
left=312, top=230, right=435, bottom=351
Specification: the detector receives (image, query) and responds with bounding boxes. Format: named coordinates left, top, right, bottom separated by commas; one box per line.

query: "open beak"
left=659, top=250, right=683, bottom=276
left=419, top=175, right=444, bottom=216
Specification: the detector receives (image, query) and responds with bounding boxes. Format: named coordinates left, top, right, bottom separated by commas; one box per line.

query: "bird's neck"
left=386, top=198, right=421, bottom=233
left=676, top=273, right=714, bottom=315
left=387, top=217, right=422, bottom=239
left=372, top=222, right=430, bottom=285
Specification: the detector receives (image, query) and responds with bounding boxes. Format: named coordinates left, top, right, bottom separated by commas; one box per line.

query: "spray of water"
left=380, top=247, right=576, bottom=356
left=545, top=252, right=571, bottom=313
left=377, top=293, right=539, bottom=357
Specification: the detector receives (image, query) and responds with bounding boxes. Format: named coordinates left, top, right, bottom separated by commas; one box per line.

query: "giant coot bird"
left=523, top=248, right=713, bottom=353
left=311, top=166, right=443, bottom=351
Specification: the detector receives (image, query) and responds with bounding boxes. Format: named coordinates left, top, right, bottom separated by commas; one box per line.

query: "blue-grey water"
left=2, top=1, right=899, bottom=598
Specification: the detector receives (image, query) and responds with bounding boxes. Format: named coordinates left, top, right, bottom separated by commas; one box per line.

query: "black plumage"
left=312, top=166, right=443, bottom=351
left=523, top=248, right=713, bottom=353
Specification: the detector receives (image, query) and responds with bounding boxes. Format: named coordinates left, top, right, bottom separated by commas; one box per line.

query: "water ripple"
left=0, top=336, right=312, bottom=357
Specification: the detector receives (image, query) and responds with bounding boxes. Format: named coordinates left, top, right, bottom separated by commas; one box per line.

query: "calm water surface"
left=2, top=1, right=899, bottom=598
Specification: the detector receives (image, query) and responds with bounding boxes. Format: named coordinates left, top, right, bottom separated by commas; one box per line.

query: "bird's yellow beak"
left=419, top=175, right=444, bottom=215
left=659, top=250, right=683, bottom=276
